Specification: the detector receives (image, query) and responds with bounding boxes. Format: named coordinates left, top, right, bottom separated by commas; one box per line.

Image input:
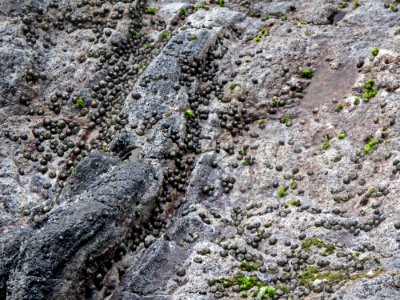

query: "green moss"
left=145, top=43, right=152, bottom=49
left=139, top=63, right=146, bottom=70
left=354, top=97, right=360, bottom=105
left=316, top=271, right=349, bottom=284
left=282, top=115, right=290, bottom=124
left=218, top=0, right=225, bottom=7
left=299, top=266, right=349, bottom=286
left=197, top=2, right=207, bottom=9
left=369, top=187, right=376, bottom=194
left=236, top=276, right=259, bottom=290
left=75, top=97, right=85, bottom=108
left=242, top=159, right=251, bottom=166
left=300, top=266, right=386, bottom=286
left=184, top=109, right=194, bottom=117
left=390, top=4, right=399, bottom=12
left=337, top=133, right=346, bottom=139
left=217, top=275, right=278, bottom=297
left=290, top=179, right=297, bottom=189
left=179, top=7, right=187, bottom=16
left=395, top=28, right=400, bottom=35
left=364, top=140, right=378, bottom=154
left=240, top=262, right=258, bottom=272
left=258, top=119, right=266, bottom=129
left=364, top=79, right=374, bottom=90
left=160, top=31, right=171, bottom=40
left=257, top=286, right=276, bottom=299
left=353, top=0, right=360, bottom=9
left=132, top=31, right=140, bottom=37
left=261, top=28, right=270, bottom=35
left=146, top=7, right=157, bottom=15
left=363, top=90, right=377, bottom=99
left=214, top=278, right=235, bottom=288
left=370, top=47, right=379, bottom=56
left=273, top=98, right=281, bottom=107
left=229, top=83, right=240, bottom=91
left=264, top=223, right=272, bottom=228
left=301, top=237, right=335, bottom=256
left=276, top=284, right=290, bottom=293
left=254, top=26, right=270, bottom=43
left=289, top=198, right=301, bottom=207
left=300, top=68, right=314, bottom=79
left=189, top=34, right=198, bottom=41
left=101, top=146, right=109, bottom=153
left=322, top=136, right=330, bottom=150
left=335, top=103, right=344, bottom=112
left=277, top=186, right=286, bottom=198
left=299, top=266, right=319, bottom=285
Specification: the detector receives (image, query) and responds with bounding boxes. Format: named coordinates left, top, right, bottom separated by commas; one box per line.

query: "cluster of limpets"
left=158, top=3, right=399, bottom=300
left=4, top=0, right=400, bottom=298
left=74, top=5, right=235, bottom=296
left=11, top=0, right=174, bottom=215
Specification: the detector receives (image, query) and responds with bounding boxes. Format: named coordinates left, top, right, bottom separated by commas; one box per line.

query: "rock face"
left=1, top=0, right=400, bottom=299
left=1, top=152, right=162, bottom=299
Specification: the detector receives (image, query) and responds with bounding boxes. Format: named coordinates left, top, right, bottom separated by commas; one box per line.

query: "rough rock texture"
left=1, top=151, right=162, bottom=299
left=1, top=0, right=400, bottom=299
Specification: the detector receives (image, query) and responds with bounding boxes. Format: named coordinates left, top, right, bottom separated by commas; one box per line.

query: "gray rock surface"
left=1, top=151, right=162, bottom=299
left=1, top=0, right=400, bottom=299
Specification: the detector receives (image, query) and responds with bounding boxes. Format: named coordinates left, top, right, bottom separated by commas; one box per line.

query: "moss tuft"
left=236, top=276, right=259, bottom=290
left=277, top=186, right=286, bottom=198
left=335, top=103, right=344, bottom=112
left=240, top=262, right=258, bottom=272
left=184, top=109, right=194, bottom=118
left=370, top=48, right=379, bottom=56
left=160, top=31, right=171, bottom=40
left=146, top=7, right=157, bottom=15
left=229, top=83, right=240, bottom=91
left=322, top=136, right=330, bottom=150
left=300, top=68, right=314, bottom=79
left=364, top=140, right=378, bottom=154
left=282, top=115, right=290, bottom=124
left=179, top=7, right=187, bottom=16
left=299, top=266, right=349, bottom=286
left=75, top=97, right=85, bottom=108
left=301, top=237, right=335, bottom=256
left=337, top=133, right=346, bottom=139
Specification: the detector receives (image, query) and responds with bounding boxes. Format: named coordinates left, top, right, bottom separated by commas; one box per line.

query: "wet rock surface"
left=1, top=0, right=400, bottom=299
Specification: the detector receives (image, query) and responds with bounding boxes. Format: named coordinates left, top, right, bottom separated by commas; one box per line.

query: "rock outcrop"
left=1, top=0, right=400, bottom=299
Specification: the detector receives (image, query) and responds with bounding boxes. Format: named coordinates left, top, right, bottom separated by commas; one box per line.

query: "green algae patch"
left=301, top=237, right=335, bottom=256
left=299, top=266, right=386, bottom=286
left=214, top=275, right=283, bottom=298
left=299, top=266, right=350, bottom=286
left=240, top=262, right=258, bottom=272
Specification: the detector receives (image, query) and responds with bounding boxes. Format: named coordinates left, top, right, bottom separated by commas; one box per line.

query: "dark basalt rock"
left=1, top=151, right=162, bottom=300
